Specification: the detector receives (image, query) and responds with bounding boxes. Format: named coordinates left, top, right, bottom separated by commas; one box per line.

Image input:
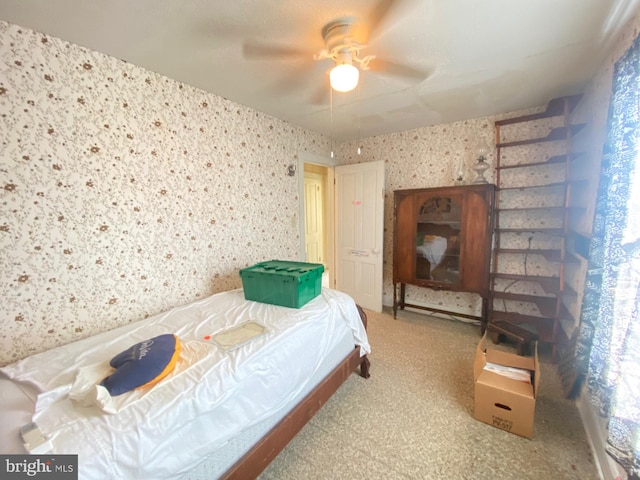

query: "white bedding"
left=416, top=235, right=448, bottom=267
left=0, top=287, right=370, bottom=479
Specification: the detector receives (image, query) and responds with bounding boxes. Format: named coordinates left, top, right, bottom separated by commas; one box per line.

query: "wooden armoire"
left=393, top=184, right=495, bottom=326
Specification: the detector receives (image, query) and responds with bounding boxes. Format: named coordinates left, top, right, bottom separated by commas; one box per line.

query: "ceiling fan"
left=241, top=0, right=428, bottom=103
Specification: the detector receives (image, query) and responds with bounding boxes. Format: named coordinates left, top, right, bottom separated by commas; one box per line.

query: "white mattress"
left=0, top=288, right=370, bottom=479
left=183, top=328, right=356, bottom=479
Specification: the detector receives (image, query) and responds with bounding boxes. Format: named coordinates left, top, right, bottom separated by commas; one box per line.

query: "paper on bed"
left=211, top=321, right=267, bottom=351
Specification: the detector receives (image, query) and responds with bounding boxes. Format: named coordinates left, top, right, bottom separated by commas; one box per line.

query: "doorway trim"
left=298, top=152, right=338, bottom=286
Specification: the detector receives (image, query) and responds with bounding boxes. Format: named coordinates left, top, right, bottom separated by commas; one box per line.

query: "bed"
left=0, top=287, right=371, bottom=479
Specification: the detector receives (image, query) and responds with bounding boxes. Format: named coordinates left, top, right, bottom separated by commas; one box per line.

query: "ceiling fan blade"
left=242, top=41, right=314, bottom=59
left=190, top=19, right=253, bottom=41
left=368, top=0, right=401, bottom=39
left=368, top=58, right=430, bottom=80
left=311, top=89, right=329, bottom=106
left=366, top=0, right=418, bottom=42
left=310, top=79, right=330, bottom=106
left=269, top=62, right=317, bottom=94
left=350, top=0, right=415, bottom=46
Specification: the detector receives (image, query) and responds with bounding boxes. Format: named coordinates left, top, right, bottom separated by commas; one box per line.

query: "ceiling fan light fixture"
left=330, top=63, right=359, bottom=93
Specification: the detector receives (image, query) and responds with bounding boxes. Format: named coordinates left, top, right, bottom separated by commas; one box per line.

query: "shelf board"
left=487, top=310, right=570, bottom=345
left=417, top=221, right=461, bottom=226
left=495, top=248, right=580, bottom=263
left=567, top=178, right=589, bottom=187
left=492, top=291, right=559, bottom=317
left=496, top=206, right=565, bottom=213
left=492, top=273, right=578, bottom=297
left=498, top=181, right=567, bottom=191
left=496, top=206, right=585, bottom=213
left=497, top=124, right=586, bottom=148
left=559, top=303, right=577, bottom=324
left=491, top=294, right=577, bottom=323
left=495, top=94, right=583, bottom=126
left=498, top=179, right=587, bottom=192
left=491, top=273, right=560, bottom=293
left=495, top=227, right=565, bottom=236
left=567, top=230, right=592, bottom=260
left=497, top=152, right=587, bottom=170
left=491, top=292, right=573, bottom=322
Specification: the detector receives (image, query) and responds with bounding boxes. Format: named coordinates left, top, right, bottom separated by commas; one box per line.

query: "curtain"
left=575, top=32, right=640, bottom=478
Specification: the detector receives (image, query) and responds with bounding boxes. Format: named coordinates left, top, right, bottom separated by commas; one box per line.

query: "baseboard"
left=577, top=388, right=627, bottom=480
left=382, top=293, right=395, bottom=308
left=382, top=294, right=480, bottom=325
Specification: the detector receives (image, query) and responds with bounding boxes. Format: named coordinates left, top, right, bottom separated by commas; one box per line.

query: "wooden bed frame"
left=221, top=307, right=371, bottom=479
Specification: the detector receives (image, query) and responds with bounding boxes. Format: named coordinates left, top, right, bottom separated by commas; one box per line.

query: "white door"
left=335, top=161, right=385, bottom=312
left=304, top=173, right=324, bottom=264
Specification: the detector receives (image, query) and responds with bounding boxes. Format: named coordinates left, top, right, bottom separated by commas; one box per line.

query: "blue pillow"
left=100, top=334, right=181, bottom=396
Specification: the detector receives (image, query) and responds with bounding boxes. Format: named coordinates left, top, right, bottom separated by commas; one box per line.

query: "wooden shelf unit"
left=488, top=94, right=586, bottom=356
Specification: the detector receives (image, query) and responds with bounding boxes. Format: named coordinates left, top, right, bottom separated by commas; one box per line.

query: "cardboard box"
left=473, top=332, right=539, bottom=438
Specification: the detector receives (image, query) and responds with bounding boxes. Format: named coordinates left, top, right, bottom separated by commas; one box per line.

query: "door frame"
left=298, top=152, right=338, bottom=286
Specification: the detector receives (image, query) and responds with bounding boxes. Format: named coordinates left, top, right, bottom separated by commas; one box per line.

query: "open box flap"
left=475, top=332, right=539, bottom=398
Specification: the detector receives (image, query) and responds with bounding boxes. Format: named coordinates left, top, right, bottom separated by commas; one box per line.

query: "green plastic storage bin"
left=239, top=260, right=324, bottom=308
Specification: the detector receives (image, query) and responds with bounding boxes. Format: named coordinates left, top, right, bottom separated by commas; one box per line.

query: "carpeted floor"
left=259, top=307, right=600, bottom=480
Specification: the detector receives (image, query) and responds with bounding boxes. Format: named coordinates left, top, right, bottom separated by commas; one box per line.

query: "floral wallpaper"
left=0, top=21, right=329, bottom=365
left=2, top=7, right=633, bottom=364
left=336, top=95, right=599, bottom=332
left=339, top=116, right=512, bottom=318
left=336, top=1, right=639, bottom=337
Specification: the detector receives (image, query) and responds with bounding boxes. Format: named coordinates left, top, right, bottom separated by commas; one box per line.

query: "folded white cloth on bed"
left=0, top=288, right=369, bottom=479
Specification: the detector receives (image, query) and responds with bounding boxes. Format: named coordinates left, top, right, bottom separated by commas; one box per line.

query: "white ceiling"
left=1, top=0, right=638, bottom=141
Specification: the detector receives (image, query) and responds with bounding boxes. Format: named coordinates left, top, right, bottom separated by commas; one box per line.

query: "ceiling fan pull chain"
left=330, top=87, right=335, bottom=159
left=357, top=82, right=362, bottom=155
